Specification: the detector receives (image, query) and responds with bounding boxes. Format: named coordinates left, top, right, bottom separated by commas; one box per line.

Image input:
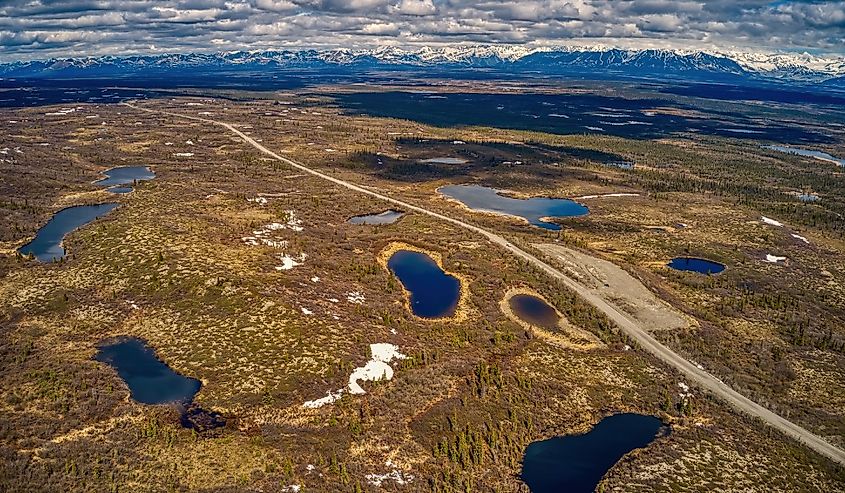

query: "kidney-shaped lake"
left=387, top=250, right=461, bottom=319
left=94, top=337, right=200, bottom=405
left=522, top=413, right=667, bottom=493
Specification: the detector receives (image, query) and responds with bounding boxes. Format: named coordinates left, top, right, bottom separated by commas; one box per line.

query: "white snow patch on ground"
left=164, top=142, right=174, bottom=146
left=348, top=344, right=407, bottom=395
left=678, top=382, right=692, bottom=399
left=347, top=291, right=365, bottom=304
left=761, top=216, right=783, bottom=227
left=266, top=211, right=304, bottom=232
left=185, top=140, right=194, bottom=145
left=276, top=253, right=306, bottom=270
left=302, top=344, right=407, bottom=408
left=280, top=485, right=301, bottom=493
left=765, top=254, right=787, bottom=263
left=311, top=276, right=320, bottom=283
left=45, top=108, right=77, bottom=116
left=247, top=197, right=268, bottom=205
left=303, top=389, right=343, bottom=409
left=792, top=233, right=810, bottom=244
left=366, top=460, right=414, bottom=487
left=301, top=307, right=314, bottom=315
left=173, top=152, right=194, bottom=157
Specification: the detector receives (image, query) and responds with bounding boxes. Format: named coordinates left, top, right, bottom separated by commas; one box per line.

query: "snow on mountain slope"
left=1, top=46, right=843, bottom=84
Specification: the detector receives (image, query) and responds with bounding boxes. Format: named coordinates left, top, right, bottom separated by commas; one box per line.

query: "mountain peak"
left=2, top=46, right=843, bottom=84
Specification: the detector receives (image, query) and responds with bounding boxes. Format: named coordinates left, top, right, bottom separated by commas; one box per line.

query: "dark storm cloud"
left=0, top=0, right=843, bottom=61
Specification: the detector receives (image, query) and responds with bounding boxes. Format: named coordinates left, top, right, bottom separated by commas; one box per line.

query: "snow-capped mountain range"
left=2, top=46, right=844, bottom=85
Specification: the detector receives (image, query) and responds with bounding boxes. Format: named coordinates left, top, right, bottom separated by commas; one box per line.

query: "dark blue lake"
left=509, top=294, right=560, bottom=328
left=348, top=209, right=405, bottom=225
left=439, top=185, right=588, bottom=231
left=387, top=250, right=461, bottom=319
left=522, top=413, right=666, bottom=493
left=94, top=337, right=200, bottom=405
left=667, top=257, right=725, bottom=274
left=18, top=203, right=118, bottom=262
left=94, top=165, right=156, bottom=193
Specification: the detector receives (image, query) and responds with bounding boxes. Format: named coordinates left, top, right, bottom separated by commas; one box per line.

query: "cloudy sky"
left=1, top=0, right=843, bottom=61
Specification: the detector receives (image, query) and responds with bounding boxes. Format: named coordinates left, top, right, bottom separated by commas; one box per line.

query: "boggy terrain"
left=1, top=81, right=844, bottom=492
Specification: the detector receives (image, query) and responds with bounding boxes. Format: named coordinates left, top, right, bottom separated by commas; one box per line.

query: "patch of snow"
left=185, top=140, right=194, bottom=145
left=303, top=389, right=343, bottom=409
left=347, top=291, right=365, bottom=304
left=280, top=485, right=301, bottom=493
left=164, top=142, right=174, bottom=146
left=348, top=344, right=407, bottom=395
left=311, top=276, right=320, bottom=283
left=302, top=343, right=407, bottom=408
left=678, top=382, right=693, bottom=399
left=276, top=253, right=307, bottom=270
left=792, top=233, right=810, bottom=244
left=761, top=216, right=783, bottom=227
left=264, top=211, right=304, bottom=232
left=301, top=307, right=314, bottom=315
left=366, top=461, right=414, bottom=487
left=45, top=108, right=77, bottom=116
left=247, top=197, right=268, bottom=205
left=765, top=254, right=787, bottom=263
left=328, top=298, right=340, bottom=303
left=173, top=152, right=194, bottom=157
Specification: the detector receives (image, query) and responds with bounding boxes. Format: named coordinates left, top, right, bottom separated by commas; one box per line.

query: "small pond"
left=521, top=413, right=667, bottom=493
left=94, top=337, right=200, bottom=405
left=419, top=157, right=469, bottom=165
left=762, top=145, right=845, bottom=167
left=387, top=250, right=461, bottom=319
left=667, top=257, right=725, bottom=274
left=95, top=166, right=156, bottom=193
left=348, top=209, right=405, bottom=225
left=18, top=203, right=118, bottom=262
left=509, top=294, right=560, bottom=329
left=439, top=184, right=589, bottom=230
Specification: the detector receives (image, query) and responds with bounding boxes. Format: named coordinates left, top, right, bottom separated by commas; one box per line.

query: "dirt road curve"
left=125, top=102, right=845, bottom=466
